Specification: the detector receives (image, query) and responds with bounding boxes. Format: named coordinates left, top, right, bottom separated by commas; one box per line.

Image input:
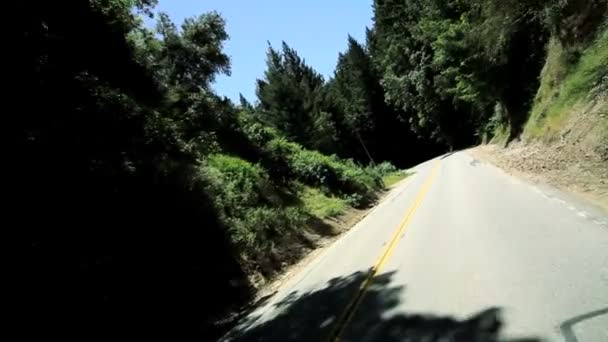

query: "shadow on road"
left=225, top=270, right=541, bottom=342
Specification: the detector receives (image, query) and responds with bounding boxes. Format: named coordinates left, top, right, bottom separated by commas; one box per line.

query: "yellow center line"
left=327, top=160, right=442, bottom=342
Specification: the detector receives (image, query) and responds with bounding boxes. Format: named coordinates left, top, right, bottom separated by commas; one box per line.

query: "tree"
left=328, top=36, right=381, bottom=163
left=255, top=42, right=337, bottom=152
left=371, top=0, right=549, bottom=146
left=371, top=0, right=469, bottom=148
left=328, top=33, right=443, bottom=166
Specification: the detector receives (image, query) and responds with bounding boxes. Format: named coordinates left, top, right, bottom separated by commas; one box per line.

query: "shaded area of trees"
left=226, top=270, right=540, bottom=341
left=18, top=1, right=249, bottom=339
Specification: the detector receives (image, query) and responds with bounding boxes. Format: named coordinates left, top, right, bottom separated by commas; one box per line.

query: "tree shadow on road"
left=226, top=270, right=542, bottom=342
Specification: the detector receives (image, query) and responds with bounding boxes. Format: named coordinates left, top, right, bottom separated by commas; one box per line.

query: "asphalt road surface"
left=223, top=151, right=608, bottom=342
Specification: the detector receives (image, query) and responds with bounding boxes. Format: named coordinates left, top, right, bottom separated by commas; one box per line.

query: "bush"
left=240, top=119, right=280, bottom=146
left=257, top=137, right=383, bottom=208
left=344, top=193, right=365, bottom=208
left=371, top=161, right=398, bottom=176
left=329, top=157, right=383, bottom=205
left=262, top=137, right=300, bottom=182
left=228, top=206, right=306, bottom=258
left=204, top=154, right=267, bottom=211
left=201, top=154, right=308, bottom=272
left=289, top=149, right=338, bottom=188
left=286, top=148, right=382, bottom=207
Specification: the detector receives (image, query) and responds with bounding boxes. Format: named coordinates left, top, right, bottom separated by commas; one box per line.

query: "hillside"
left=480, top=18, right=608, bottom=210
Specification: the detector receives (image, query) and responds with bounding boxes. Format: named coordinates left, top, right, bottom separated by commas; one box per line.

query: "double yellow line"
left=327, top=161, right=442, bottom=341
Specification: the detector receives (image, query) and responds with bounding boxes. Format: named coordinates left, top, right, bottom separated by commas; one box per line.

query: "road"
left=224, top=151, right=608, bottom=342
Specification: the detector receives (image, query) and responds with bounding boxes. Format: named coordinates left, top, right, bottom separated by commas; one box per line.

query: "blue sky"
left=150, top=0, right=373, bottom=102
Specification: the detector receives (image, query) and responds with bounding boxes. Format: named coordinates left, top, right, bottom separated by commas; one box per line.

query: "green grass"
left=524, top=26, right=608, bottom=140
left=300, top=186, right=347, bottom=219
left=382, top=170, right=412, bottom=187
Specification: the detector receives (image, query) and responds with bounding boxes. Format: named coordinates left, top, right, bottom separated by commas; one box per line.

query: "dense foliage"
left=369, top=0, right=605, bottom=144
left=18, top=1, right=250, bottom=339
left=21, top=0, right=605, bottom=339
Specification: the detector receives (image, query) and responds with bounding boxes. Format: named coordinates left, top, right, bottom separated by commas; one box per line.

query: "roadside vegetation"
left=20, top=0, right=606, bottom=339
left=383, top=170, right=412, bottom=187
left=525, top=23, right=608, bottom=140
left=300, top=186, right=347, bottom=219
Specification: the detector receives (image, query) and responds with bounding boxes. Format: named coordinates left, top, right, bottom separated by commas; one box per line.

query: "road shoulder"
left=470, top=144, right=608, bottom=212
left=469, top=145, right=608, bottom=230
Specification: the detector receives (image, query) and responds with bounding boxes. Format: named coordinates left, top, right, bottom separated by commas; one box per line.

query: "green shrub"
left=289, top=149, right=337, bottom=188
left=265, top=137, right=301, bottom=156
left=290, top=150, right=381, bottom=207
left=260, top=137, right=383, bottom=208
left=228, top=206, right=306, bottom=252
left=241, top=120, right=279, bottom=146
left=372, top=161, right=398, bottom=176
left=330, top=157, right=383, bottom=205
left=262, top=137, right=300, bottom=182
left=202, top=154, right=308, bottom=270
left=204, top=154, right=267, bottom=211
left=344, top=193, right=365, bottom=208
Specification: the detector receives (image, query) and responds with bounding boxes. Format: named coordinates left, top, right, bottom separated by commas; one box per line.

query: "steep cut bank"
left=480, top=23, right=608, bottom=210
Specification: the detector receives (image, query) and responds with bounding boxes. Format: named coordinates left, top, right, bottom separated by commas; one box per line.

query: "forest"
left=20, top=0, right=606, bottom=339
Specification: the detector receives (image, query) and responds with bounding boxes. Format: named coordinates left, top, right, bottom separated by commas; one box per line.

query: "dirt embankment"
left=472, top=99, right=608, bottom=211
left=250, top=206, right=369, bottom=295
